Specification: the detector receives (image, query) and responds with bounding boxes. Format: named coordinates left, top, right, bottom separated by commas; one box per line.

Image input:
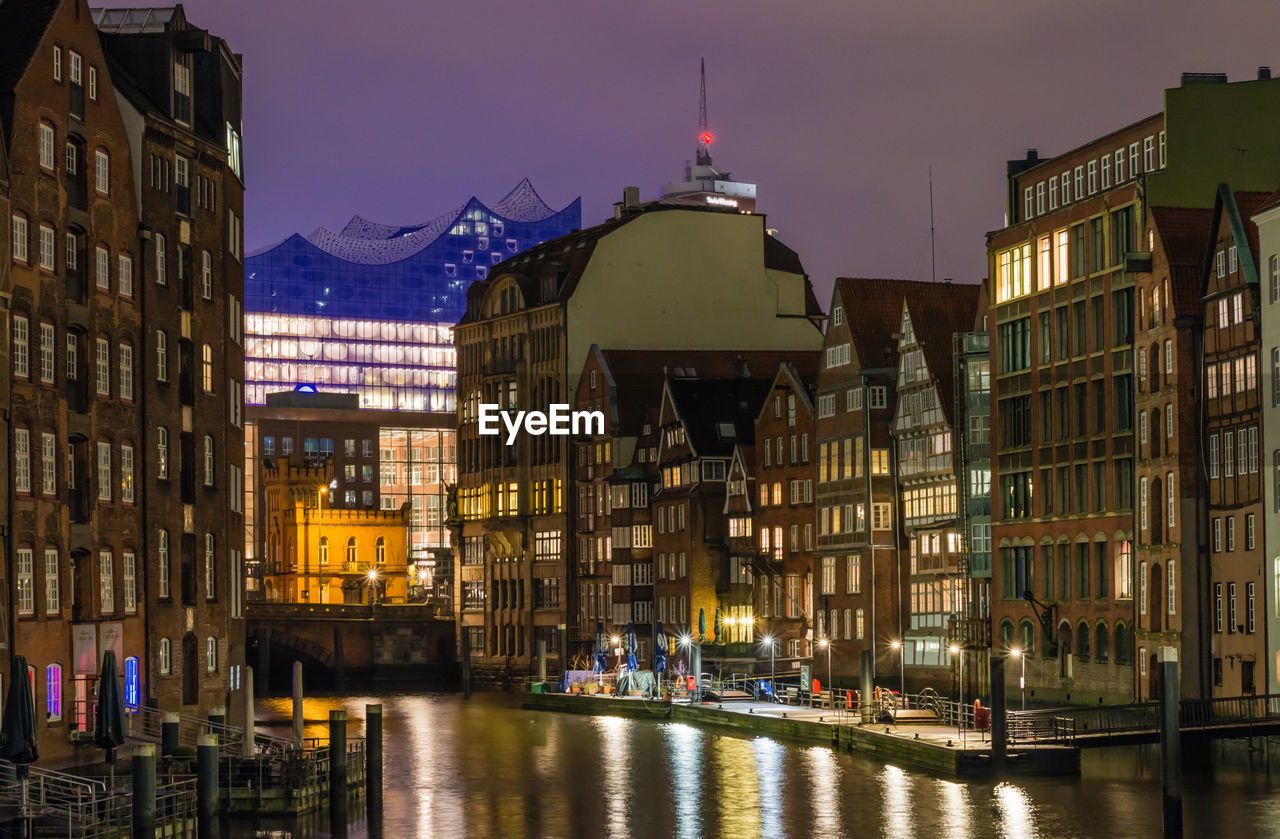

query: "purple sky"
left=179, top=0, right=1280, bottom=304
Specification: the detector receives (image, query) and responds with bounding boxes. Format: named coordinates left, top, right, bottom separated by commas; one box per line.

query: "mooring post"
left=365, top=704, right=383, bottom=806
left=859, top=649, right=874, bottom=724
left=208, top=705, right=225, bottom=729
left=1159, top=646, right=1182, bottom=839
left=990, top=653, right=1007, bottom=764
left=196, top=734, right=219, bottom=839
left=161, top=711, right=180, bottom=758
left=328, top=710, right=348, bottom=812
left=132, top=744, right=156, bottom=839
left=292, top=661, right=305, bottom=745
left=537, top=639, right=547, bottom=684
left=241, top=666, right=256, bottom=759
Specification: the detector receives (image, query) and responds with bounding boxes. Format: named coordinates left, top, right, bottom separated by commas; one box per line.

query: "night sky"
left=177, top=0, right=1280, bottom=304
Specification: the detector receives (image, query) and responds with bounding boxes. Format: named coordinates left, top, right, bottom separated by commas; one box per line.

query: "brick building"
left=1200, top=187, right=1270, bottom=698
left=2, top=0, right=147, bottom=754
left=988, top=72, right=1280, bottom=705
left=96, top=4, right=246, bottom=715
left=454, top=197, right=822, bottom=676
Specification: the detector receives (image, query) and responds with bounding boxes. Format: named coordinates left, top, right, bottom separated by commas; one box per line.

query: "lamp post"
left=761, top=634, right=776, bottom=701
left=1011, top=647, right=1026, bottom=711
left=366, top=568, right=379, bottom=606
left=949, top=643, right=965, bottom=748
left=889, top=640, right=906, bottom=721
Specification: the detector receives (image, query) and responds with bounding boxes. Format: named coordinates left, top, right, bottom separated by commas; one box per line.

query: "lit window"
left=202, top=343, right=213, bottom=392
left=207, top=637, right=218, bottom=672
left=203, top=435, right=215, bottom=487
left=95, top=150, right=109, bottom=194
left=158, top=638, right=171, bottom=675
left=45, top=665, right=61, bottom=721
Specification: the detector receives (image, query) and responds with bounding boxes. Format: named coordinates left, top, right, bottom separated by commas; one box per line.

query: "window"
left=118, top=344, right=132, bottom=400
left=872, top=503, right=891, bottom=530
left=88, top=65, right=97, bottom=100
left=45, top=665, right=61, bottom=722
left=870, top=386, right=887, bottom=409
left=847, top=555, right=861, bottom=594
left=156, top=427, right=169, bottom=480
left=375, top=537, right=387, bottom=565
left=1087, top=159, right=1097, bottom=194
left=99, top=550, right=114, bottom=612
left=207, top=637, right=218, bottom=673
left=39, top=123, right=55, bottom=170
left=38, top=225, right=54, bottom=269
left=120, top=445, right=134, bottom=503
left=202, top=344, right=213, bottom=392
left=11, top=215, right=28, bottom=262
left=16, top=549, right=34, bottom=615
left=821, top=557, right=835, bottom=594
left=95, top=246, right=110, bottom=290
left=97, top=442, right=111, bottom=501
left=66, top=333, right=77, bottom=381
left=1247, top=582, right=1256, bottom=633
left=1229, top=582, right=1238, bottom=632
left=155, top=331, right=168, bottom=381
left=13, top=428, right=31, bottom=494
left=228, top=209, right=242, bottom=260
left=11, top=315, right=29, bottom=379
left=203, top=435, right=215, bottom=486
left=155, top=233, right=166, bottom=285
left=201, top=250, right=213, bottom=299
left=159, top=638, right=171, bottom=675
left=94, top=150, right=109, bottom=194
left=95, top=338, right=109, bottom=395
left=346, top=538, right=357, bottom=565
left=158, top=529, right=170, bottom=599
left=40, top=432, right=55, bottom=495
left=44, top=549, right=59, bottom=615
left=123, top=551, right=136, bottom=613
left=205, top=533, right=216, bottom=597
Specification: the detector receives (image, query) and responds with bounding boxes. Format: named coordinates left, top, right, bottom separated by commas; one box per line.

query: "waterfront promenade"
left=522, top=692, right=1080, bottom=777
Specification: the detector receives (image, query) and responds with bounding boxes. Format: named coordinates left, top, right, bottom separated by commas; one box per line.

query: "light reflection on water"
left=245, top=693, right=1280, bottom=839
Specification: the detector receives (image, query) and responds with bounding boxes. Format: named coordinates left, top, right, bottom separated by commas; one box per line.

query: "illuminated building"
left=243, top=180, right=581, bottom=410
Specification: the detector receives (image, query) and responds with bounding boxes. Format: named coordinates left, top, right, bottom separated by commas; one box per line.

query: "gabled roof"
left=0, top=0, right=60, bottom=115
left=1201, top=186, right=1272, bottom=297
left=1253, top=187, right=1280, bottom=218
left=592, top=347, right=819, bottom=437
left=754, top=362, right=815, bottom=425
left=1150, top=206, right=1213, bottom=317
left=902, top=287, right=981, bottom=420
left=664, top=377, right=774, bottom=458
left=833, top=277, right=981, bottom=374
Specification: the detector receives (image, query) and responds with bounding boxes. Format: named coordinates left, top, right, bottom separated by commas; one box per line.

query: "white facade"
left=1254, top=196, right=1280, bottom=696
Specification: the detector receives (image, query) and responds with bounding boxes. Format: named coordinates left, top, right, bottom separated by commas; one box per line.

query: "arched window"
left=1019, top=619, right=1036, bottom=656
left=201, top=250, right=213, bottom=299
left=999, top=618, right=1015, bottom=651
left=375, top=537, right=386, bottom=565
left=158, top=637, right=172, bottom=674
left=202, top=435, right=214, bottom=486
left=1059, top=622, right=1073, bottom=677
left=205, top=532, right=215, bottom=598
left=1076, top=620, right=1091, bottom=660
left=1095, top=622, right=1110, bottom=663
left=155, top=232, right=167, bottom=285
left=158, top=528, right=170, bottom=599
left=156, top=426, right=169, bottom=479
left=319, top=536, right=329, bottom=566
left=206, top=636, right=218, bottom=672
left=1114, top=621, right=1131, bottom=664
left=155, top=330, right=168, bottom=381
left=124, top=656, right=139, bottom=708
left=346, top=537, right=357, bottom=565
left=1150, top=411, right=1161, bottom=457
left=45, top=664, right=62, bottom=721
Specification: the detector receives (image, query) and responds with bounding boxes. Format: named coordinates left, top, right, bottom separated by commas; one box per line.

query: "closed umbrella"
left=94, top=651, right=127, bottom=789
left=0, top=656, right=39, bottom=830
left=698, top=608, right=706, bottom=640
left=624, top=622, right=638, bottom=673
left=713, top=608, right=723, bottom=644
left=653, top=622, right=668, bottom=675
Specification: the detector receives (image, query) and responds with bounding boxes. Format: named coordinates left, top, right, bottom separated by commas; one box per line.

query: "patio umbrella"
left=653, top=622, right=668, bottom=675
left=697, top=608, right=706, bottom=640
left=624, top=622, right=638, bottom=672
left=713, top=608, right=723, bottom=643
left=0, top=656, right=39, bottom=829
left=593, top=621, right=607, bottom=672
left=93, top=651, right=127, bottom=789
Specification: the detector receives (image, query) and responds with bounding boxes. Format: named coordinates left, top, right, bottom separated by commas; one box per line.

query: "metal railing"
left=1006, top=692, right=1280, bottom=745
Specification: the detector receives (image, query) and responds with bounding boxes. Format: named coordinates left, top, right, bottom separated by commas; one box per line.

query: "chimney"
left=623, top=186, right=640, bottom=208
left=1260, top=66, right=1272, bottom=80
left=1180, top=72, right=1228, bottom=86
left=1026, top=149, right=1039, bottom=164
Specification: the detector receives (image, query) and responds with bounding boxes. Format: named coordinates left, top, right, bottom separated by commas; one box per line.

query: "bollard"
left=132, top=744, right=156, bottom=839
left=292, top=661, right=305, bottom=746
left=859, top=650, right=874, bottom=724
left=1159, top=646, right=1182, bottom=839
left=208, top=705, right=226, bottom=729
left=537, top=639, right=547, bottom=684
left=196, top=734, right=219, bottom=839
left=460, top=630, right=472, bottom=698
left=990, top=654, right=1007, bottom=764
left=328, top=710, right=348, bottom=813
left=366, top=703, right=383, bottom=831
left=241, top=667, right=256, bottom=759
left=691, top=643, right=702, bottom=702
left=161, top=711, right=180, bottom=758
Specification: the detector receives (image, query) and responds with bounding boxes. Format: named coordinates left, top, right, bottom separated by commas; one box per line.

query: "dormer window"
left=174, top=57, right=192, bottom=125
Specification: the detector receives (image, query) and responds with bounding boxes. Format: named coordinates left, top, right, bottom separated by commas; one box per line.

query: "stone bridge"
left=246, top=601, right=457, bottom=692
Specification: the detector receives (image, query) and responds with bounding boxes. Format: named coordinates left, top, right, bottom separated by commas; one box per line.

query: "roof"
left=665, top=377, right=774, bottom=457
left=0, top=0, right=60, bottom=107
left=1150, top=206, right=1214, bottom=317
left=593, top=347, right=819, bottom=437
left=833, top=277, right=981, bottom=373
left=1253, top=186, right=1280, bottom=218
left=903, top=284, right=982, bottom=419
left=91, top=6, right=178, bottom=33
left=1201, top=187, right=1273, bottom=297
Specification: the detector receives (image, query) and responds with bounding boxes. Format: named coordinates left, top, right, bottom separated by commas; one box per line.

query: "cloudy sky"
left=179, top=0, right=1280, bottom=303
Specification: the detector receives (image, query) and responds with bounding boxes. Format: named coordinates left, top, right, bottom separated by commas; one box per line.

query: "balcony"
left=947, top=616, right=991, bottom=649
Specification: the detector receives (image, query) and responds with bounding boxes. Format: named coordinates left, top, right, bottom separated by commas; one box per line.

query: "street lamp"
left=949, top=643, right=965, bottom=748
left=366, top=568, right=379, bottom=605
left=761, top=634, right=776, bottom=701
left=1010, top=647, right=1026, bottom=711
left=890, top=640, right=906, bottom=720
left=818, top=637, right=832, bottom=710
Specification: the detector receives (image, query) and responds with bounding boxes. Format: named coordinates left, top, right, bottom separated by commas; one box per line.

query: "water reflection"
left=244, top=694, right=1280, bottom=839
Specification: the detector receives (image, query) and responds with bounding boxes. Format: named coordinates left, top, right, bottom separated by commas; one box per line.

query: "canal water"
left=241, top=691, right=1280, bottom=839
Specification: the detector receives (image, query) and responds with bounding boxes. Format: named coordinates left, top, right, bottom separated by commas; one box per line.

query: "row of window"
left=1206, top=353, right=1258, bottom=399
left=1022, top=132, right=1165, bottom=223
left=15, top=548, right=136, bottom=616
left=1207, top=426, right=1261, bottom=479
left=762, top=433, right=811, bottom=469
left=10, top=215, right=130, bottom=285
left=37, top=658, right=141, bottom=724
left=999, top=540, right=1135, bottom=602
left=816, top=385, right=887, bottom=418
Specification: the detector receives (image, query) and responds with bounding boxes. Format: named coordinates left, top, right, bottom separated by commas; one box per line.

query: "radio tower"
left=696, top=58, right=713, bottom=166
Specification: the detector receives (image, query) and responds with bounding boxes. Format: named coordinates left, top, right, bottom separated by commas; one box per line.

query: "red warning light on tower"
left=699, top=130, right=714, bottom=145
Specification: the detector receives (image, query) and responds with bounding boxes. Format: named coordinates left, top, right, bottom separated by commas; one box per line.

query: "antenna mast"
left=696, top=58, right=712, bottom=166
left=929, top=166, right=937, bottom=284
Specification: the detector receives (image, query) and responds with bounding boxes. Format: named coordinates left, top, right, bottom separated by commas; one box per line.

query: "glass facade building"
left=243, top=179, right=581, bottom=410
